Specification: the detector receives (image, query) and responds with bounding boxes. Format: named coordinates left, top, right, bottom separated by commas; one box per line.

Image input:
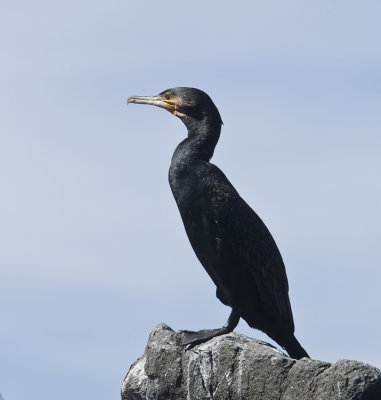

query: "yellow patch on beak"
left=164, top=100, right=176, bottom=113
left=165, top=95, right=186, bottom=118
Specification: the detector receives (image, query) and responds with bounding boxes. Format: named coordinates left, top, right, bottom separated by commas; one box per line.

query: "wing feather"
left=200, top=162, right=294, bottom=331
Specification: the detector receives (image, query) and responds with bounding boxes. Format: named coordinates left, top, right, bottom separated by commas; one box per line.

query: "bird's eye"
left=164, top=93, right=171, bottom=100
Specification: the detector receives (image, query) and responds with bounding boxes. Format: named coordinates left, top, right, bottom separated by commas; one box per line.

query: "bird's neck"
left=169, top=115, right=221, bottom=204
left=171, top=115, right=221, bottom=168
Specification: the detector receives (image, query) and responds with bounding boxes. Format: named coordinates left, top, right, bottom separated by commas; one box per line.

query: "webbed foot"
left=181, top=327, right=229, bottom=347
left=180, top=309, right=240, bottom=348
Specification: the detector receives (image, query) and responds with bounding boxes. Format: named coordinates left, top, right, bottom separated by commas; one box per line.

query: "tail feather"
left=282, top=334, right=310, bottom=360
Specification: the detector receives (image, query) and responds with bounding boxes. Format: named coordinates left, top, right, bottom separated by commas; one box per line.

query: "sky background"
left=1, top=1, right=380, bottom=399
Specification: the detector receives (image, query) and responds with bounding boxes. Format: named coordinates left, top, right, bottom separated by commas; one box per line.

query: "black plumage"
left=127, top=87, right=309, bottom=359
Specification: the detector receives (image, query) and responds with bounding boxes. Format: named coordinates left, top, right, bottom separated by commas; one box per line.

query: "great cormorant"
left=127, top=87, right=309, bottom=359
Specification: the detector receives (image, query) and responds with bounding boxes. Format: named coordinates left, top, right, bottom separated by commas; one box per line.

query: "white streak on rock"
left=237, top=342, right=247, bottom=400
left=122, top=355, right=148, bottom=400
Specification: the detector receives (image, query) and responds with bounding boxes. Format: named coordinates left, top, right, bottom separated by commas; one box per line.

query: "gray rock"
left=122, top=323, right=381, bottom=400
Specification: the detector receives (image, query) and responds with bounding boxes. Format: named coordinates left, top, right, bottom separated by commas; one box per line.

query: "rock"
left=122, top=323, right=381, bottom=400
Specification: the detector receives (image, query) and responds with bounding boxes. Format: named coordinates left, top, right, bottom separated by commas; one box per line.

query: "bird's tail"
left=282, top=334, right=310, bottom=360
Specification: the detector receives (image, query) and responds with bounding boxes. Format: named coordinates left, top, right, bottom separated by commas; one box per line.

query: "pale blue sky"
left=1, top=1, right=380, bottom=399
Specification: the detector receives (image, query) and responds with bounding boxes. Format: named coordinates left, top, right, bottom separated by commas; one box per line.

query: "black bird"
left=127, top=87, right=309, bottom=359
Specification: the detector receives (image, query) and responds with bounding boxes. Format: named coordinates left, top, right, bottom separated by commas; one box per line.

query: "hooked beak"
left=127, top=95, right=175, bottom=113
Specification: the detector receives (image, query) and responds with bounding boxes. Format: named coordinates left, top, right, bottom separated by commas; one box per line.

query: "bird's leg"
left=181, top=309, right=240, bottom=347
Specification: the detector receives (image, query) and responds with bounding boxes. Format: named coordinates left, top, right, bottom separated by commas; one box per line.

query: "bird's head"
left=127, top=87, right=222, bottom=131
